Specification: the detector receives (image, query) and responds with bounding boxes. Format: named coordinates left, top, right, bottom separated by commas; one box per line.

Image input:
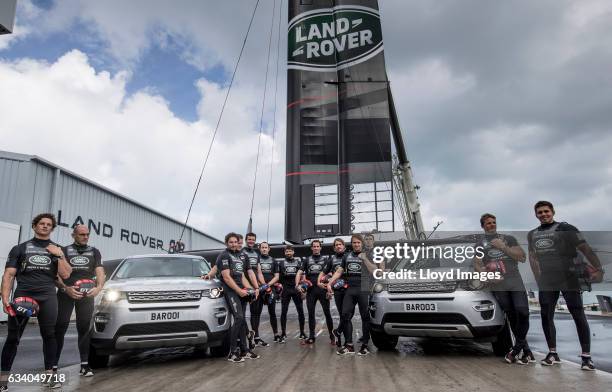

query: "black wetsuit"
left=528, top=221, right=591, bottom=352
left=55, top=244, right=102, bottom=365
left=340, top=251, right=370, bottom=345
left=243, top=246, right=262, bottom=336
left=1, top=238, right=60, bottom=371
left=323, top=252, right=345, bottom=334
left=278, top=257, right=305, bottom=336
left=216, top=248, right=250, bottom=354
left=477, top=234, right=530, bottom=354
left=259, top=254, right=279, bottom=335
left=300, top=254, right=333, bottom=339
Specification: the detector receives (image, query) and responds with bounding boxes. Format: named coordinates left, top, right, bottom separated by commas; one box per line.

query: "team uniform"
left=55, top=244, right=102, bottom=372
left=259, top=254, right=279, bottom=337
left=323, top=251, right=345, bottom=346
left=300, top=254, right=333, bottom=341
left=1, top=239, right=60, bottom=373
left=242, top=246, right=263, bottom=340
left=216, top=248, right=251, bottom=359
left=339, top=250, right=371, bottom=353
left=477, top=234, right=532, bottom=361
left=528, top=222, right=591, bottom=360
left=278, top=256, right=305, bottom=340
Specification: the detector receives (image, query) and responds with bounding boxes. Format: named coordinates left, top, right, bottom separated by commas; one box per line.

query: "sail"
left=286, top=0, right=395, bottom=243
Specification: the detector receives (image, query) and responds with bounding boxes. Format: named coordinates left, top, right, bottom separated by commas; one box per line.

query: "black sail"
left=286, top=0, right=393, bottom=243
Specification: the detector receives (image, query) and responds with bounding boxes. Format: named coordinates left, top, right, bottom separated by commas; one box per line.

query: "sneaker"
left=305, top=337, right=315, bottom=345
left=243, top=350, right=260, bottom=359
left=247, top=330, right=256, bottom=350
left=330, top=336, right=336, bottom=346
left=48, top=380, right=62, bottom=389
left=333, top=329, right=342, bottom=348
left=521, top=351, right=536, bottom=363
left=357, top=344, right=370, bottom=356
left=336, top=345, right=355, bottom=355
left=298, top=332, right=307, bottom=340
left=505, top=349, right=519, bottom=364
left=0, top=385, right=7, bottom=392
left=254, top=337, right=269, bottom=347
left=80, top=365, right=94, bottom=377
left=278, top=334, right=287, bottom=344
left=273, top=335, right=281, bottom=343
left=227, top=352, right=245, bottom=363
left=541, top=352, right=561, bottom=366
left=581, top=355, right=595, bottom=371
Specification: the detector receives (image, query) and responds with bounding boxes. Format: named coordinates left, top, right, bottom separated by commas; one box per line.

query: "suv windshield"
left=113, top=257, right=210, bottom=279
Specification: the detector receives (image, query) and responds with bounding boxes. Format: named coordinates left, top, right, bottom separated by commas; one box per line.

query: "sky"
left=1, top=0, right=611, bottom=244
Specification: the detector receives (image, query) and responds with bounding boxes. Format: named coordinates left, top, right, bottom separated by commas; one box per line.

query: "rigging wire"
left=178, top=0, right=262, bottom=243
left=247, top=0, right=277, bottom=234
left=266, top=0, right=284, bottom=241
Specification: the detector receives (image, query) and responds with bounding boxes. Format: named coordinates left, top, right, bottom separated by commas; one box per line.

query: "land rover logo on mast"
left=288, top=6, right=383, bottom=72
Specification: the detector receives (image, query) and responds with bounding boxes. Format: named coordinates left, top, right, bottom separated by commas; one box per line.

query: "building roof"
left=0, top=149, right=223, bottom=244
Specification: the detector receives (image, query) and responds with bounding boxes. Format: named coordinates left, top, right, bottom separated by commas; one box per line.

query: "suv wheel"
left=370, top=329, right=399, bottom=351
left=88, top=345, right=110, bottom=368
left=491, top=320, right=513, bottom=357
left=209, top=331, right=231, bottom=357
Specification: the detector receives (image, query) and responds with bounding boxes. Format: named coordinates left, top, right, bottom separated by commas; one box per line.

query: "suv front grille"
left=388, top=281, right=457, bottom=293
left=127, top=290, right=204, bottom=303
left=116, top=321, right=209, bottom=336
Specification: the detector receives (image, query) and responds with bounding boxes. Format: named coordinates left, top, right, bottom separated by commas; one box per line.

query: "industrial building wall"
left=0, top=153, right=223, bottom=260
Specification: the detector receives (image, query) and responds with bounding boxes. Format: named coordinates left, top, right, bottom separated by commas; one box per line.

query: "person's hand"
left=318, top=282, right=327, bottom=290
left=238, top=289, right=248, bottom=298
left=296, top=285, right=305, bottom=294
left=86, top=287, right=102, bottom=298
left=2, top=298, right=14, bottom=316
left=490, top=238, right=506, bottom=251
left=590, top=269, right=604, bottom=283
left=326, top=291, right=333, bottom=300
left=65, top=286, right=84, bottom=300
left=46, top=244, right=64, bottom=258
left=254, top=289, right=259, bottom=300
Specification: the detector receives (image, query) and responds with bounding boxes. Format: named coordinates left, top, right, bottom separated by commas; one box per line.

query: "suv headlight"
left=101, top=289, right=124, bottom=302
left=207, top=287, right=223, bottom=299
left=372, top=283, right=385, bottom=293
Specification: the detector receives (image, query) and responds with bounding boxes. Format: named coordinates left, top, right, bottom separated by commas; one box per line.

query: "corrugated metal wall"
left=0, top=153, right=223, bottom=260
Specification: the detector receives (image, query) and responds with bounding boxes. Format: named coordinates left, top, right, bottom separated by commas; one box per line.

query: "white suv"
left=89, top=254, right=230, bottom=367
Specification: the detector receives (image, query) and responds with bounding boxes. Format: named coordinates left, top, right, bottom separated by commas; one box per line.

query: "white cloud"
left=0, top=50, right=286, bottom=241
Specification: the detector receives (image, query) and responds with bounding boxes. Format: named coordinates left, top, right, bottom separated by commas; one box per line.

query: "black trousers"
left=305, top=286, right=333, bottom=338
left=1, top=291, right=57, bottom=371
left=280, top=287, right=305, bottom=335
left=224, top=289, right=248, bottom=354
left=493, top=290, right=530, bottom=353
left=539, top=290, right=590, bottom=353
left=55, top=292, right=94, bottom=364
left=333, top=290, right=345, bottom=333
left=341, top=287, right=370, bottom=345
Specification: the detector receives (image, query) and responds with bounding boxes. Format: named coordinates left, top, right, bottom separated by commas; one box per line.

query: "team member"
left=319, top=238, right=346, bottom=348
left=55, top=225, right=105, bottom=377
left=296, top=240, right=333, bottom=344
left=278, top=245, right=306, bottom=343
left=1, top=213, right=72, bottom=390
left=242, top=233, right=265, bottom=347
left=216, top=233, right=259, bottom=363
left=473, top=214, right=534, bottom=364
left=256, top=242, right=280, bottom=342
left=327, top=234, right=376, bottom=355
left=528, top=201, right=604, bottom=371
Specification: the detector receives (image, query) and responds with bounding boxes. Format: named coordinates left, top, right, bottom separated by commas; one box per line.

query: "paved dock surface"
left=2, top=313, right=610, bottom=391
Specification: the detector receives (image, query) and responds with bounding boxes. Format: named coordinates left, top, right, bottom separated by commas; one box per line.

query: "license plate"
left=150, top=311, right=181, bottom=321
left=404, top=303, right=438, bottom=312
